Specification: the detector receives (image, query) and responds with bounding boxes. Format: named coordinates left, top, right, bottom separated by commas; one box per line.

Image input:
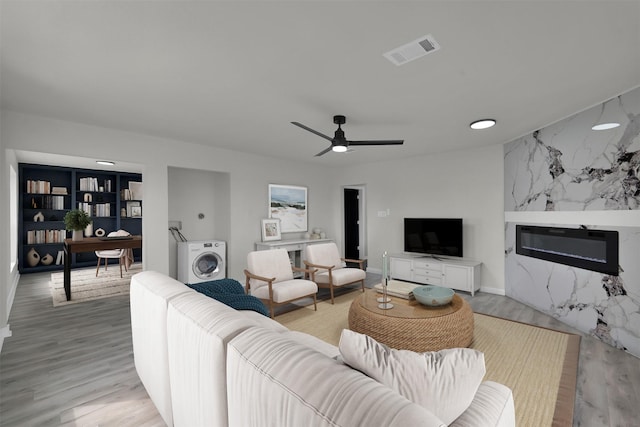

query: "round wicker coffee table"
left=348, top=289, right=474, bottom=352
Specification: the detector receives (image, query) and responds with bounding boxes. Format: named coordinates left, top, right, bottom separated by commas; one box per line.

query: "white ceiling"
left=2, top=1, right=640, bottom=167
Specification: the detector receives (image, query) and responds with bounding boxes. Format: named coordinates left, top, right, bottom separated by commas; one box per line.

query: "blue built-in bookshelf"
left=19, top=163, right=142, bottom=273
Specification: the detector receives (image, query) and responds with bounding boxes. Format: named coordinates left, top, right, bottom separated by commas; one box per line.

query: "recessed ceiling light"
left=332, top=145, right=348, bottom=153
left=591, top=122, right=620, bottom=131
left=96, top=160, right=115, bottom=166
left=470, top=119, right=496, bottom=130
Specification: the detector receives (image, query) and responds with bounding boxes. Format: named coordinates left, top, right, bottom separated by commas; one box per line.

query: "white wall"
left=337, top=144, right=505, bottom=293
left=1, top=110, right=338, bottom=282
left=0, top=140, right=20, bottom=351
left=167, top=167, right=231, bottom=278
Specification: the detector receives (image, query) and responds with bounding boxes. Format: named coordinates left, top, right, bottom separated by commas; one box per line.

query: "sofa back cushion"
left=339, top=329, right=486, bottom=425
left=227, top=327, right=446, bottom=427
left=166, top=291, right=286, bottom=427
left=130, top=271, right=195, bottom=427
left=246, top=248, right=293, bottom=290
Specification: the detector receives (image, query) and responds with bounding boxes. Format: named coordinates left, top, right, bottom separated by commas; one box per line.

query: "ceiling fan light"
left=96, top=160, right=116, bottom=166
left=592, top=122, right=620, bottom=131
left=470, top=119, right=496, bottom=130
left=332, top=145, right=348, bottom=153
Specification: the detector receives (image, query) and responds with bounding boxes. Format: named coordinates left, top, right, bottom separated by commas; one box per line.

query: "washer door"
left=192, top=252, right=224, bottom=280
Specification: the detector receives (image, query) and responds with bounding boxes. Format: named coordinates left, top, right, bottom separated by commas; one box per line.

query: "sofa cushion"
left=339, top=329, right=486, bottom=425
left=187, top=278, right=246, bottom=295
left=313, top=267, right=366, bottom=286
left=130, top=271, right=195, bottom=427
left=227, top=327, right=447, bottom=427
left=251, top=278, right=317, bottom=303
left=166, top=291, right=287, bottom=427
left=209, top=292, right=270, bottom=317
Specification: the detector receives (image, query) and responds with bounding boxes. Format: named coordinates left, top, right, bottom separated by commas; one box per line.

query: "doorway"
left=343, top=185, right=366, bottom=262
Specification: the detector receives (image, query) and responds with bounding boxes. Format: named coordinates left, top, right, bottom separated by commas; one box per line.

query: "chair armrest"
left=244, top=270, right=276, bottom=283
left=303, top=260, right=335, bottom=271
left=342, top=258, right=365, bottom=269
left=292, top=266, right=316, bottom=275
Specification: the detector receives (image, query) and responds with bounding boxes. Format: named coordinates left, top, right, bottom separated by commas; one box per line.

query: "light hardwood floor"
left=1, top=272, right=638, bottom=426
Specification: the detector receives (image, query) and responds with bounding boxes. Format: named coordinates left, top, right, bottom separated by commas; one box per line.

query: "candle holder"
left=377, top=251, right=394, bottom=310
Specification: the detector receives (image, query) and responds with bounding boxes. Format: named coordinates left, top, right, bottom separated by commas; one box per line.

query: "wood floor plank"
left=1, top=271, right=638, bottom=426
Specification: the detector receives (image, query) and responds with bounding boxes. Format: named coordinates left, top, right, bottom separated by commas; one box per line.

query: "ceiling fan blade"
left=348, top=140, right=404, bottom=146
left=291, top=122, right=334, bottom=142
left=314, top=146, right=333, bottom=157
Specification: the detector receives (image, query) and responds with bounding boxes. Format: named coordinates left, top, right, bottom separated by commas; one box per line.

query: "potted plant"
left=64, top=209, right=92, bottom=241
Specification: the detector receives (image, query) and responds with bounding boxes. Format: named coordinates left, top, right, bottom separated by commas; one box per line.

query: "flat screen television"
left=404, top=218, right=463, bottom=257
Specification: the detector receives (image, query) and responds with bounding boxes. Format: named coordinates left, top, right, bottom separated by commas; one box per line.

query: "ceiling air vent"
left=383, top=34, right=441, bottom=66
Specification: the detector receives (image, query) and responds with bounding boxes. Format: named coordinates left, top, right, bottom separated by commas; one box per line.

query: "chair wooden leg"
left=330, top=286, right=335, bottom=304
left=95, top=258, right=102, bottom=277
left=313, top=294, right=317, bottom=311
left=361, top=279, right=365, bottom=292
left=269, top=301, right=275, bottom=318
left=118, top=257, right=123, bottom=278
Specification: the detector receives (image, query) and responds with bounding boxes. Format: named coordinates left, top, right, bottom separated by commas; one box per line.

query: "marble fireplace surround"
left=503, top=86, right=640, bottom=358
left=506, top=222, right=639, bottom=358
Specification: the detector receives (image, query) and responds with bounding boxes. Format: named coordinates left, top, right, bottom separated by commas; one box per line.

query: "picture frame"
left=131, top=206, right=142, bottom=217
left=261, top=218, right=282, bottom=242
left=268, top=184, right=307, bottom=233
left=128, top=181, right=143, bottom=201
left=126, top=201, right=141, bottom=217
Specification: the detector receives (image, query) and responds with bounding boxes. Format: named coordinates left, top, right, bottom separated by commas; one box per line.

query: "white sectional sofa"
left=130, top=271, right=515, bottom=427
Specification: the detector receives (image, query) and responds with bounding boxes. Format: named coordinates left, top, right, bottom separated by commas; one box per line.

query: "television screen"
left=404, top=218, right=463, bottom=257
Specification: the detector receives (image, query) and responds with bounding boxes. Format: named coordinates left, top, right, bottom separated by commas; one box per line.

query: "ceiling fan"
left=291, top=115, right=404, bottom=157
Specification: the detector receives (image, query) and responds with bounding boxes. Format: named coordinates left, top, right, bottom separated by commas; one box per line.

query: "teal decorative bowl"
left=413, top=285, right=455, bottom=307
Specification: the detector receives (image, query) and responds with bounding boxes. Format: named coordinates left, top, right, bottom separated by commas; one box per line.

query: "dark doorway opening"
left=344, top=188, right=360, bottom=261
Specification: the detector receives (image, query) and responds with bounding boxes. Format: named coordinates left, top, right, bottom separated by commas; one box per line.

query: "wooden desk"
left=63, top=236, right=142, bottom=301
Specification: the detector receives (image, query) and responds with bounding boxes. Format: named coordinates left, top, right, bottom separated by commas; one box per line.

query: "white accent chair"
left=244, top=248, right=318, bottom=318
left=95, top=229, right=130, bottom=277
left=304, top=242, right=366, bottom=304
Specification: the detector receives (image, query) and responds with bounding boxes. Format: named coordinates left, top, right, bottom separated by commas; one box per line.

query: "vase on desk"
left=72, top=230, right=83, bottom=241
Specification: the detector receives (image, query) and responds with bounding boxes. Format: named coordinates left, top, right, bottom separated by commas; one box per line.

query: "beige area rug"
left=277, top=291, right=580, bottom=427
left=50, top=264, right=142, bottom=307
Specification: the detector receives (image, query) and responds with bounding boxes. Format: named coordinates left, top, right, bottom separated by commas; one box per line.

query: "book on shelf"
left=26, top=229, right=66, bottom=244
left=26, top=180, right=51, bottom=194
left=51, top=187, right=68, bottom=195
left=42, top=195, right=65, bottom=209
left=55, top=250, right=64, bottom=265
left=77, top=202, right=111, bottom=217
left=374, top=280, right=420, bottom=300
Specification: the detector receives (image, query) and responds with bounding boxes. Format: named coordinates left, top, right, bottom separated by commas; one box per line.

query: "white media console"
left=389, top=253, right=481, bottom=296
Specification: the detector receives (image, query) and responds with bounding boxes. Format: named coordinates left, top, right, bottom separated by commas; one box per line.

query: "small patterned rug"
left=49, top=264, right=142, bottom=307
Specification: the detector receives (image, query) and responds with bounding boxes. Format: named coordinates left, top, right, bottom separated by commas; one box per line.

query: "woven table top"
left=359, top=288, right=465, bottom=319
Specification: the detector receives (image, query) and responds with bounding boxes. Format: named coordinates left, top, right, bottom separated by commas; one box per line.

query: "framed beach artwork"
left=261, top=218, right=282, bottom=242
left=268, top=184, right=308, bottom=233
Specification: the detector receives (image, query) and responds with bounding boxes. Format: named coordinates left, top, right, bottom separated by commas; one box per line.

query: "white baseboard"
left=0, top=324, right=12, bottom=354
left=7, top=268, right=19, bottom=317
left=480, top=286, right=506, bottom=296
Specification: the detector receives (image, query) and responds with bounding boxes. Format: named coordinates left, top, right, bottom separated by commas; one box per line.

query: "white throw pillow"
left=339, top=329, right=485, bottom=425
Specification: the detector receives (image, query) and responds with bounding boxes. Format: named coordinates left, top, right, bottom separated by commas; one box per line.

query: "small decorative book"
left=374, top=280, right=420, bottom=300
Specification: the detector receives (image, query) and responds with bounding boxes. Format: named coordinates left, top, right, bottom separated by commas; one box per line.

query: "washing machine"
left=177, top=240, right=226, bottom=284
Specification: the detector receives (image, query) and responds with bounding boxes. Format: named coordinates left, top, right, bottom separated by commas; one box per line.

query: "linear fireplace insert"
left=515, top=225, right=619, bottom=276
